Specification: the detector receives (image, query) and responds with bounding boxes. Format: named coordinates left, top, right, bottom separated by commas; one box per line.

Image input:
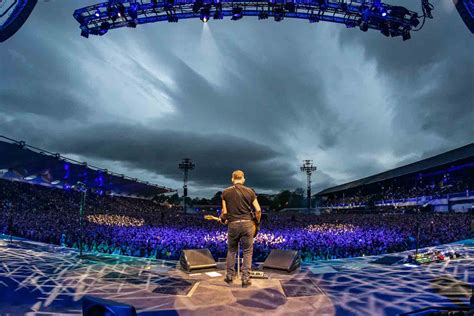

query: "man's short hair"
left=232, top=170, right=245, bottom=180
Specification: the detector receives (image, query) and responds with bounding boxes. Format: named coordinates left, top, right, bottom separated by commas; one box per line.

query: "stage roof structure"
left=0, top=136, right=175, bottom=198
left=73, top=0, right=433, bottom=40
left=317, top=143, right=474, bottom=196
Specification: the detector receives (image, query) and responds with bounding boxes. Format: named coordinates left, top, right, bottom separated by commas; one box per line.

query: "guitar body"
left=251, top=217, right=260, bottom=238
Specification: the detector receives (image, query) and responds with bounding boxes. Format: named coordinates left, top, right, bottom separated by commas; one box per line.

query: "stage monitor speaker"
left=180, top=248, right=217, bottom=272
left=454, top=0, right=474, bottom=34
left=82, top=296, right=137, bottom=316
left=263, top=249, right=301, bottom=273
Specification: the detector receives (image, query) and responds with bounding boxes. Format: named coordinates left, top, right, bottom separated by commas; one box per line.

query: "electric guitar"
left=204, top=215, right=260, bottom=238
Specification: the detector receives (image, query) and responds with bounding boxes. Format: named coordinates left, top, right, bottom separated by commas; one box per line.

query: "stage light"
left=274, top=6, right=284, bottom=22
left=410, top=13, right=420, bottom=27
left=359, top=21, right=368, bottom=32
left=213, top=11, right=224, bottom=20
left=284, top=2, right=295, bottom=13
left=167, top=15, right=178, bottom=22
left=231, top=7, right=243, bottom=20
left=200, top=7, right=210, bottom=23
left=94, top=9, right=100, bottom=17
left=99, top=22, right=110, bottom=35
left=128, top=3, right=138, bottom=20
left=81, top=29, right=89, bottom=38
left=402, top=31, right=411, bottom=41
left=380, top=24, right=390, bottom=37
left=117, top=4, right=126, bottom=18
left=258, top=11, right=268, bottom=20
left=127, top=21, right=137, bottom=28
left=107, top=5, right=119, bottom=21
left=193, top=0, right=203, bottom=13
left=309, top=14, right=319, bottom=23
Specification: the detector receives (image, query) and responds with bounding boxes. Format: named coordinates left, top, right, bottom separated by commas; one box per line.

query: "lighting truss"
left=73, top=0, right=428, bottom=39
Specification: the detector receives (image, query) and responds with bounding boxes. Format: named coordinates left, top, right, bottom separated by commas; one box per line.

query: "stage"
left=0, top=235, right=472, bottom=315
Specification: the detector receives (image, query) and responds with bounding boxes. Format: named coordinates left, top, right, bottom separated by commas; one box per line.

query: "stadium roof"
left=317, top=143, right=474, bottom=196
left=0, top=136, right=175, bottom=198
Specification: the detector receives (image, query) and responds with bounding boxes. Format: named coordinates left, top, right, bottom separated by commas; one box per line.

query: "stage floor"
left=0, top=236, right=472, bottom=315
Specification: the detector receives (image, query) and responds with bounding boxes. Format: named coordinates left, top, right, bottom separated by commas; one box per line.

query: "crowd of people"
left=320, top=166, right=474, bottom=208
left=0, top=179, right=472, bottom=262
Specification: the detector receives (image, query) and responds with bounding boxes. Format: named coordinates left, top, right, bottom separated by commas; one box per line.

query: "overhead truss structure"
left=74, top=0, right=430, bottom=40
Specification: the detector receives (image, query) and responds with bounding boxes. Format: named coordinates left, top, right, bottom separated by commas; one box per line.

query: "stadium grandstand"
left=317, top=143, right=474, bottom=212
left=0, top=135, right=175, bottom=198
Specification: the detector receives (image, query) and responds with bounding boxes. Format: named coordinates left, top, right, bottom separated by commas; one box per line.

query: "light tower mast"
left=300, top=160, right=317, bottom=211
left=178, top=158, right=195, bottom=212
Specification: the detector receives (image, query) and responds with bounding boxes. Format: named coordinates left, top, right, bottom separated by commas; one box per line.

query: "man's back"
left=222, top=184, right=256, bottom=222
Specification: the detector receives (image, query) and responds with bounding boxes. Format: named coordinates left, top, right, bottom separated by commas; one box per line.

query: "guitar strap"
left=233, top=185, right=256, bottom=221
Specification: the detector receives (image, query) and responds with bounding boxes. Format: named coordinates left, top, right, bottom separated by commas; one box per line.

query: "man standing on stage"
left=220, top=170, right=261, bottom=288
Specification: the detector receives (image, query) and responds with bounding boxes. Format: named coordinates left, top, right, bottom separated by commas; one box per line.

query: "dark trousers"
left=226, top=220, right=255, bottom=281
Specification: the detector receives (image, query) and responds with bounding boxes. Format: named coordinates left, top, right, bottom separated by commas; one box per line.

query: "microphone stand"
left=237, top=242, right=241, bottom=279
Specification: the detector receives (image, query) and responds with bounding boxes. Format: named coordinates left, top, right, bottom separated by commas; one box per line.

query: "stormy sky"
left=0, top=0, right=473, bottom=197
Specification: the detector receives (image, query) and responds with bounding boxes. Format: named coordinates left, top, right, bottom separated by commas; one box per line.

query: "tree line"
left=153, top=188, right=316, bottom=211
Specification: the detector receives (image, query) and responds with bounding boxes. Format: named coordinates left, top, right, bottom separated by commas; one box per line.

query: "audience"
left=0, top=178, right=472, bottom=262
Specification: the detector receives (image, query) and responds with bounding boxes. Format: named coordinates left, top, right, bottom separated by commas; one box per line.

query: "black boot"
left=242, top=279, right=252, bottom=288
left=224, top=276, right=233, bottom=284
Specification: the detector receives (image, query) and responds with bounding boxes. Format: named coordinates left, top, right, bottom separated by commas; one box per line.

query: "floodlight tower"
left=178, top=158, right=195, bottom=212
left=300, top=160, right=317, bottom=211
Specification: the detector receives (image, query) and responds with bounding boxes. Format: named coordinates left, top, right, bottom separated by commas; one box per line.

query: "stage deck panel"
left=0, top=236, right=472, bottom=315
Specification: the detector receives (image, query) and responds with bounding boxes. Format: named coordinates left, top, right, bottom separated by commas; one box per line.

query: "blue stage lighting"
left=99, top=22, right=110, bottom=35
left=117, top=3, right=126, bottom=18
left=231, top=7, right=243, bottom=20
left=200, top=7, right=210, bottom=22
left=73, top=0, right=431, bottom=39
left=128, top=3, right=138, bottom=20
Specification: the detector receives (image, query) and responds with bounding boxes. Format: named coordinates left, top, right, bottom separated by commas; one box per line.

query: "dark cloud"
left=337, top=1, right=474, bottom=152
left=49, top=123, right=301, bottom=190
left=0, top=0, right=471, bottom=197
left=0, top=88, right=87, bottom=120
